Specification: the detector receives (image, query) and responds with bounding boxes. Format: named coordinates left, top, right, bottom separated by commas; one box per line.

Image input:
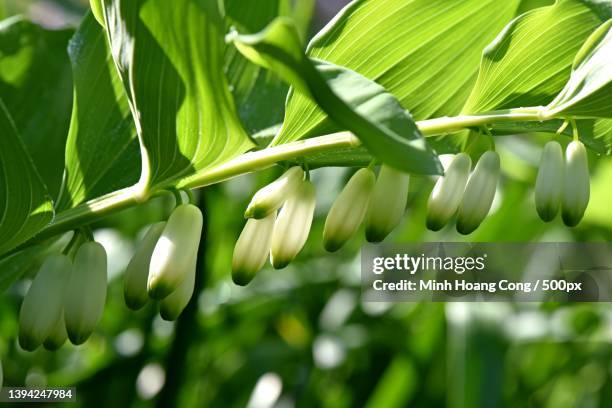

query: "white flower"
left=245, top=166, right=304, bottom=219
left=270, top=179, right=316, bottom=268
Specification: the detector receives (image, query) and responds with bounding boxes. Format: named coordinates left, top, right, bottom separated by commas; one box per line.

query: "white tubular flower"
left=124, top=222, right=166, bottom=310
left=245, top=166, right=304, bottom=219
left=270, top=179, right=316, bottom=269
left=159, top=254, right=196, bottom=321
left=323, top=168, right=376, bottom=252
left=365, top=165, right=410, bottom=242
left=535, top=141, right=564, bottom=222
left=148, top=204, right=203, bottom=299
left=43, top=313, right=68, bottom=351
left=232, top=212, right=276, bottom=286
left=456, top=151, right=500, bottom=235
left=18, top=254, right=71, bottom=351
left=562, top=140, right=590, bottom=227
left=64, top=242, right=107, bottom=345
left=426, top=153, right=472, bottom=231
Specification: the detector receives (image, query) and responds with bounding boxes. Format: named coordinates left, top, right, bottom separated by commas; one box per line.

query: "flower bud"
left=535, top=141, right=564, bottom=222
left=270, top=180, right=316, bottom=269
left=456, top=151, right=500, bottom=235
left=365, top=165, right=409, bottom=242
left=64, top=242, right=107, bottom=345
left=562, top=140, right=590, bottom=227
left=18, top=254, right=71, bottom=351
left=245, top=166, right=304, bottom=219
left=232, top=213, right=276, bottom=285
left=323, top=168, right=376, bottom=252
left=124, top=222, right=166, bottom=310
left=148, top=204, right=203, bottom=299
left=160, top=255, right=196, bottom=321
left=43, top=313, right=68, bottom=351
left=426, top=153, right=472, bottom=231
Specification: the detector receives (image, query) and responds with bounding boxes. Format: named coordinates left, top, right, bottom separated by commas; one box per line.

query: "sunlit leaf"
left=103, top=0, right=255, bottom=191
left=543, top=20, right=612, bottom=119
left=57, top=14, right=139, bottom=210
left=229, top=18, right=442, bottom=174
left=0, top=99, right=53, bottom=256
left=462, top=0, right=611, bottom=112
left=0, top=16, right=73, bottom=199
left=274, top=0, right=522, bottom=150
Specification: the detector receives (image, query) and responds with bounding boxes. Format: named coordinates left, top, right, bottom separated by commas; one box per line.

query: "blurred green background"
left=1, top=1, right=612, bottom=407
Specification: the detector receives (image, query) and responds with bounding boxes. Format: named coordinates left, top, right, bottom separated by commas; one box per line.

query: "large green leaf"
left=228, top=18, right=442, bottom=174
left=0, top=99, right=53, bottom=256
left=543, top=19, right=612, bottom=119
left=462, top=0, right=611, bottom=113
left=103, top=0, right=254, bottom=191
left=224, top=0, right=290, bottom=134
left=273, top=0, right=522, bottom=147
left=0, top=16, right=73, bottom=199
left=56, top=14, right=139, bottom=210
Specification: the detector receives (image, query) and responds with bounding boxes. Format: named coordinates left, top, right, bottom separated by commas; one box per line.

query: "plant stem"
left=417, top=108, right=542, bottom=135
left=23, top=108, right=545, bottom=246
left=176, top=131, right=361, bottom=189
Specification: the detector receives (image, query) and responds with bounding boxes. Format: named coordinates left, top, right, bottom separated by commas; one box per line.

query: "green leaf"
left=228, top=18, right=442, bottom=175
left=0, top=99, right=54, bottom=256
left=543, top=20, right=612, bottom=119
left=274, top=0, right=522, bottom=149
left=224, top=0, right=290, bottom=134
left=57, top=14, right=139, bottom=210
left=0, top=16, right=73, bottom=199
left=462, top=0, right=611, bottom=114
left=103, top=0, right=254, bottom=191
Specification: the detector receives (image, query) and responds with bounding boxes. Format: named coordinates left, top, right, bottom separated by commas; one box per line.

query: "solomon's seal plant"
left=456, top=151, right=501, bottom=235
left=270, top=178, right=317, bottom=269
left=323, top=168, right=376, bottom=252
left=365, top=165, right=410, bottom=243
left=426, top=153, right=472, bottom=231
left=245, top=166, right=305, bottom=219
left=562, top=140, right=591, bottom=227
left=147, top=204, right=203, bottom=299
left=64, top=241, right=108, bottom=345
left=123, top=221, right=167, bottom=310
left=18, top=254, right=71, bottom=351
left=535, top=141, right=565, bottom=222
left=1, top=0, right=611, bottom=351
left=232, top=213, right=277, bottom=285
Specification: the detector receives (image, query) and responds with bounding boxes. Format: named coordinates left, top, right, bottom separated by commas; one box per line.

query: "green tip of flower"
left=562, top=211, right=582, bottom=227
left=456, top=221, right=478, bottom=236
left=365, top=227, right=387, bottom=243
left=425, top=218, right=445, bottom=232
left=159, top=308, right=180, bottom=321
left=43, top=339, right=64, bottom=351
left=244, top=206, right=269, bottom=219
left=18, top=334, right=40, bottom=352
left=67, top=331, right=90, bottom=346
left=271, top=257, right=290, bottom=270
left=231, top=269, right=255, bottom=286
left=124, top=296, right=147, bottom=311
left=323, top=239, right=344, bottom=253
left=147, top=279, right=174, bottom=300
left=536, top=206, right=558, bottom=223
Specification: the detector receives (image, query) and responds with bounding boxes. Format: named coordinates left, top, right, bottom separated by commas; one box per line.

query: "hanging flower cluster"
left=19, top=242, right=107, bottom=351
left=124, top=203, right=203, bottom=321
